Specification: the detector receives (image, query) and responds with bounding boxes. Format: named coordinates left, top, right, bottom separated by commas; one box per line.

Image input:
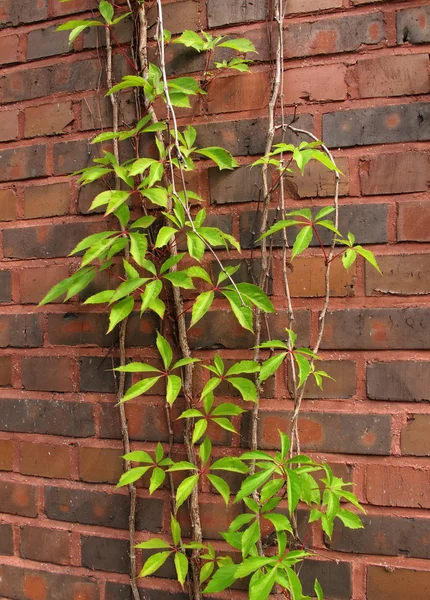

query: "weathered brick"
left=124, top=311, right=159, bottom=347
left=0, top=481, right=38, bottom=517
left=49, top=0, right=98, bottom=16
left=0, top=34, right=20, bottom=65
left=47, top=312, right=114, bottom=347
left=1, top=0, right=48, bottom=25
left=291, top=156, right=349, bottom=198
left=0, top=109, right=19, bottom=142
left=367, top=361, right=430, bottom=401
left=367, top=566, right=430, bottom=600
left=0, top=145, right=47, bottom=182
left=79, top=356, right=123, bottom=393
left=366, top=254, right=430, bottom=296
left=288, top=256, right=355, bottom=297
left=322, top=308, right=430, bottom=350
left=328, top=514, right=430, bottom=559
left=79, top=447, right=124, bottom=484
left=27, top=25, right=70, bottom=60
left=0, top=270, right=12, bottom=302
left=289, top=360, right=356, bottom=399
left=0, top=565, right=97, bottom=600
left=284, top=12, right=385, bottom=58
left=20, top=441, right=70, bottom=478
left=366, top=464, right=430, bottom=508
left=0, top=398, right=95, bottom=437
left=54, top=138, right=94, bottom=175
left=0, top=523, right=13, bottom=556
left=0, top=189, right=17, bottom=221
left=0, top=440, right=13, bottom=470
left=20, top=265, right=70, bottom=304
left=45, top=486, right=163, bottom=532
left=147, top=0, right=199, bottom=34
left=397, top=6, right=430, bottom=44
left=20, top=526, right=71, bottom=565
left=80, top=92, right=136, bottom=131
left=3, top=222, right=104, bottom=259
left=0, top=356, right=12, bottom=386
left=398, top=202, right=430, bottom=242
left=402, top=416, right=430, bottom=456
left=245, top=410, right=391, bottom=455
left=287, top=0, right=343, bottom=13
left=209, top=165, right=262, bottom=205
left=207, top=71, right=270, bottom=114
left=350, top=54, right=430, bottom=98
left=323, top=102, right=430, bottom=148
left=22, top=356, right=74, bottom=392
left=23, top=181, right=71, bottom=218
left=81, top=535, right=129, bottom=573
left=106, top=584, right=188, bottom=600
left=207, top=0, right=267, bottom=27
left=0, top=59, right=102, bottom=104
left=0, top=314, right=43, bottom=348
left=240, top=204, right=387, bottom=249
left=301, top=559, right=351, bottom=600
left=360, top=151, right=429, bottom=196
left=284, top=63, right=347, bottom=103
left=24, top=102, right=74, bottom=138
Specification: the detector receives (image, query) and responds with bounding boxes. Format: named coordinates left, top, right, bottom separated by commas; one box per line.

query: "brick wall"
left=0, top=0, right=429, bottom=598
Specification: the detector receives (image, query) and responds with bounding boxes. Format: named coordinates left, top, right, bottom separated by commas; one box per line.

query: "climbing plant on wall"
left=41, top=1, right=381, bottom=598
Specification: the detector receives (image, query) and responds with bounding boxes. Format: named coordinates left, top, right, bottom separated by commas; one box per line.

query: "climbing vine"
left=43, top=1, right=381, bottom=598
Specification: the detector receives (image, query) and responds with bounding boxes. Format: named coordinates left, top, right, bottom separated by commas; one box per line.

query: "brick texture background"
left=0, top=0, right=429, bottom=599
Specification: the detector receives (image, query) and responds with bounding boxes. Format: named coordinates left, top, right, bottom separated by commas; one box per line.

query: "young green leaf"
left=135, top=539, right=171, bottom=550
left=336, top=509, right=363, bottom=529
left=166, top=374, right=182, bottom=405
left=139, top=551, right=171, bottom=578
left=149, top=467, right=166, bottom=494
left=259, top=353, right=287, bottom=383
left=107, top=296, right=134, bottom=333
left=218, top=38, right=257, bottom=53
left=156, top=332, right=172, bottom=370
left=315, top=579, right=324, bottom=600
left=192, top=419, right=208, bottom=444
left=120, top=376, right=161, bottom=403
left=196, top=147, right=238, bottom=170
left=129, top=232, right=148, bottom=267
left=174, top=552, right=189, bottom=588
left=176, top=474, right=200, bottom=508
left=241, top=519, right=260, bottom=558
left=117, top=466, right=149, bottom=487
left=207, top=474, right=230, bottom=505
left=227, top=377, right=257, bottom=402
left=292, top=225, right=313, bottom=259
left=99, top=0, right=114, bottom=23
left=190, top=291, right=214, bottom=327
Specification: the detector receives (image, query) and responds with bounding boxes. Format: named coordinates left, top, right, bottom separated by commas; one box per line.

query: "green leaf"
left=287, top=469, right=301, bottom=515
left=315, top=206, right=335, bottom=221
left=292, top=225, right=313, bottom=259
left=130, top=216, right=156, bottom=229
left=57, top=19, right=102, bottom=31
left=80, top=237, right=117, bottom=268
left=167, top=461, right=197, bottom=472
left=192, top=419, right=208, bottom=444
left=171, top=514, right=181, bottom=546
left=99, top=0, right=114, bottom=23
left=226, top=360, right=260, bottom=376
left=199, top=437, right=212, bottom=465
left=70, top=231, right=115, bottom=255
left=204, top=564, right=238, bottom=594
left=178, top=409, right=204, bottom=419
left=249, top=566, right=277, bottom=600
left=186, top=232, right=205, bottom=261
left=135, top=539, right=171, bottom=550
left=210, top=457, right=248, bottom=473
left=200, top=561, right=214, bottom=584
left=169, top=76, right=200, bottom=95
left=228, top=513, right=256, bottom=533
left=218, top=38, right=257, bottom=53
left=342, top=248, right=357, bottom=271
left=173, top=30, right=205, bottom=51
left=315, top=579, right=324, bottom=600
left=120, top=376, right=161, bottom=403
left=163, top=271, right=194, bottom=289
left=236, top=467, right=276, bottom=502
left=280, top=430, right=290, bottom=460
left=117, top=466, right=149, bottom=487
left=172, top=357, right=200, bottom=370
left=129, top=232, right=148, bottom=267
left=167, top=374, right=182, bottom=406
left=264, top=513, right=293, bottom=533
left=115, top=362, right=161, bottom=373
left=197, top=147, right=238, bottom=170
left=311, top=149, right=343, bottom=174
left=295, top=353, right=311, bottom=388
left=207, top=474, right=230, bottom=505
left=201, top=377, right=221, bottom=398
left=337, top=509, right=363, bottom=529
left=211, top=418, right=237, bottom=434
left=187, top=266, right=212, bottom=284
left=149, top=467, right=166, bottom=494
left=174, top=552, right=189, bottom=588
left=260, top=478, right=284, bottom=503
left=139, top=551, right=171, bottom=578
left=170, top=92, right=191, bottom=108
left=242, top=519, right=260, bottom=558
left=259, top=353, right=287, bottom=383
left=190, top=291, right=214, bottom=327
left=155, top=226, right=177, bottom=248
left=156, top=332, right=172, bottom=369
left=235, top=557, right=273, bottom=579
left=211, top=403, right=245, bottom=417
left=285, top=565, right=304, bottom=600
left=124, top=450, right=153, bottom=463
left=141, top=280, right=163, bottom=314
left=316, top=219, right=341, bottom=236
left=109, top=278, right=146, bottom=304
left=128, top=158, right=157, bottom=176
left=176, top=474, right=199, bottom=508
left=107, top=296, right=134, bottom=333
left=227, top=377, right=257, bottom=402
left=257, top=219, right=300, bottom=241
left=222, top=290, right=253, bottom=332
left=142, top=187, right=168, bottom=208
left=160, top=253, right=185, bottom=274
left=355, top=245, right=382, bottom=274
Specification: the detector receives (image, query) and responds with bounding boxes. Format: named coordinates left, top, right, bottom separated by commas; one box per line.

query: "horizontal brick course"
left=360, top=151, right=429, bottom=196
left=20, top=526, right=71, bottom=565
left=366, top=254, right=430, bottom=296
left=366, top=464, right=430, bottom=508
left=367, top=361, right=430, bottom=401
left=397, top=6, right=430, bottom=44
left=0, top=314, right=43, bottom=348
left=401, top=416, right=430, bottom=456
left=20, top=441, right=70, bottom=478
left=22, top=356, right=75, bottom=392
left=367, top=566, right=430, bottom=600
left=0, top=481, right=38, bottom=517
left=0, top=145, right=47, bottom=183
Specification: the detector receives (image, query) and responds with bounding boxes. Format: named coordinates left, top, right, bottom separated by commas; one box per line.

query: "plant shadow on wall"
left=41, top=1, right=381, bottom=599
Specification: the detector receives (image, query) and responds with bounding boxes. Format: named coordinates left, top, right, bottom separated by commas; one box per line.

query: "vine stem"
left=105, top=24, right=141, bottom=600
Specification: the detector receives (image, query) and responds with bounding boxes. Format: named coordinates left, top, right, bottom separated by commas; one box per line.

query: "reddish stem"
left=311, top=223, right=328, bottom=263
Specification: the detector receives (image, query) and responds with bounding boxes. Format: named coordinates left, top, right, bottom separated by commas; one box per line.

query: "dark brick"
left=323, top=103, right=430, bottom=148
left=105, top=583, right=190, bottom=600
left=322, top=308, right=430, bottom=350
left=1, top=0, right=48, bottom=25
left=80, top=92, right=136, bottom=132
left=0, top=523, right=13, bottom=556
left=0, top=565, right=98, bottom=600
left=3, top=222, right=104, bottom=259
left=45, top=487, right=163, bottom=532
left=0, top=398, right=95, bottom=437
left=24, top=103, right=74, bottom=139
left=0, top=356, right=12, bottom=387
left=209, top=165, right=263, bottom=205
left=328, top=514, right=430, bottom=559
left=81, top=535, right=129, bottom=573
left=397, top=6, right=430, bottom=44
left=0, top=145, right=47, bottom=182
left=402, top=416, right=430, bottom=457
left=240, top=204, right=387, bottom=249
left=54, top=138, right=94, bottom=176
left=301, top=559, right=352, bottom=600
left=368, top=566, right=430, bottom=600
left=0, top=59, right=102, bottom=104
left=246, top=410, right=391, bottom=455
left=0, top=481, right=38, bottom=517
left=50, top=0, right=98, bottom=17
left=80, top=356, right=122, bottom=393
left=207, top=0, right=267, bottom=27
left=0, top=314, right=43, bottom=348
left=47, top=312, right=114, bottom=347
left=124, top=311, right=159, bottom=347
left=0, top=270, right=12, bottom=302
left=22, top=356, right=75, bottom=392
left=27, top=25, right=70, bottom=60
left=188, top=310, right=310, bottom=350
left=105, top=582, right=132, bottom=600
left=367, top=361, right=430, bottom=401
left=289, top=360, right=356, bottom=399
left=20, top=526, right=71, bottom=565
left=360, top=152, right=430, bottom=196
left=284, top=12, right=385, bottom=58
left=0, top=34, right=20, bottom=65
left=83, top=15, right=132, bottom=49
left=366, top=254, right=430, bottom=296
left=195, top=114, right=313, bottom=157
left=398, top=201, right=430, bottom=242
left=20, top=265, right=70, bottom=304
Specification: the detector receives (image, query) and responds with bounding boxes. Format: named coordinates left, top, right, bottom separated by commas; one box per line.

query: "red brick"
left=289, top=360, right=356, bottom=399
left=350, top=54, right=430, bottom=98
left=397, top=6, right=430, bottom=45
left=0, top=270, right=12, bottom=302
left=0, top=440, right=13, bottom=470
left=0, top=145, right=47, bottom=182
left=0, top=481, right=38, bottom=517
left=398, top=202, right=430, bottom=242
left=367, top=361, right=430, bottom=402
left=24, top=102, right=74, bottom=138
left=147, top=0, right=200, bottom=35
left=368, top=566, right=430, bottom=600
left=20, top=265, right=69, bottom=304
left=0, top=523, right=13, bottom=556
left=0, top=189, right=17, bottom=221
left=20, top=441, right=71, bottom=479
left=284, top=63, right=347, bottom=104
left=22, top=356, right=75, bottom=392
left=0, top=314, right=43, bottom=348
left=24, top=182, right=71, bottom=218
left=20, top=526, right=71, bottom=565
left=207, top=71, right=270, bottom=114
left=49, top=0, right=97, bottom=16
left=27, top=25, right=70, bottom=60
left=402, top=416, right=430, bottom=456
left=79, top=447, right=124, bottom=484
left=288, top=256, right=355, bottom=297
left=0, top=356, right=12, bottom=386
left=360, top=151, right=429, bottom=196
left=80, top=91, right=136, bottom=131
left=0, top=110, right=18, bottom=142
left=1, top=0, right=48, bottom=25
left=366, top=465, right=430, bottom=508
left=366, top=254, right=430, bottom=296
left=286, top=0, right=343, bottom=13
left=0, top=34, right=20, bottom=65
left=207, top=0, right=266, bottom=27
